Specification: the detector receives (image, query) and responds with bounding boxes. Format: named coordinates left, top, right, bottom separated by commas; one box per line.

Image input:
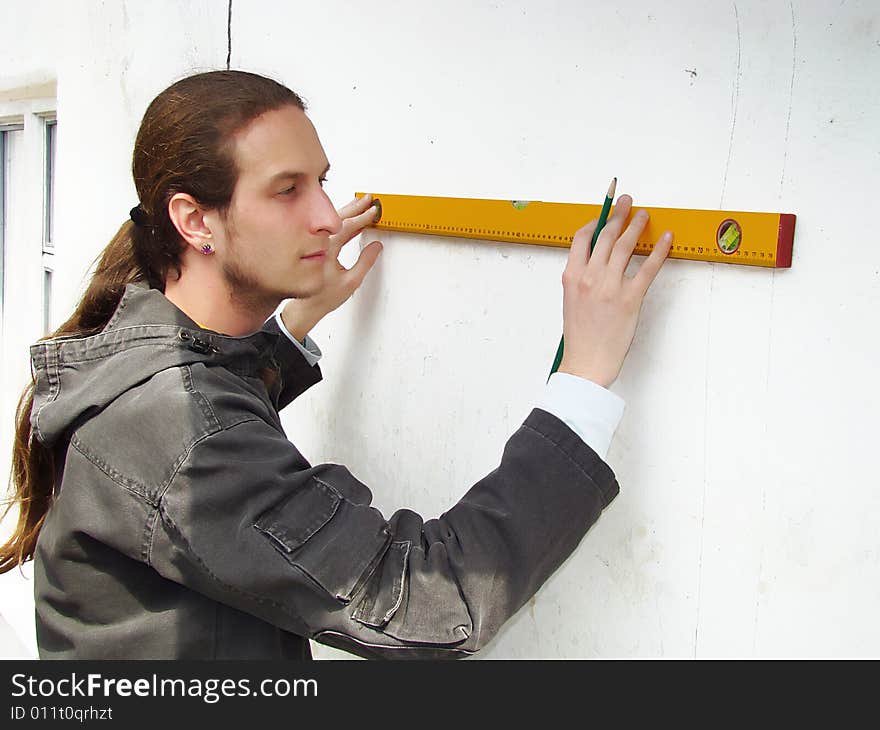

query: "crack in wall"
left=779, top=0, right=797, bottom=197
left=226, top=0, right=233, bottom=70
left=719, top=2, right=742, bottom=210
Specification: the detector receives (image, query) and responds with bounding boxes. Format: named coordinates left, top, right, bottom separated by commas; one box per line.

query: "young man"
left=6, top=70, right=672, bottom=659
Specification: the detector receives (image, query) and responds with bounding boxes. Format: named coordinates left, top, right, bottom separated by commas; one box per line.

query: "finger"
left=607, top=208, right=650, bottom=277
left=345, top=239, right=384, bottom=291
left=336, top=193, right=374, bottom=220
left=566, top=219, right=598, bottom=276
left=590, top=194, right=633, bottom=267
left=329, top=204, right=382, bottom=250
left=630, top=229, right=674, bottom=298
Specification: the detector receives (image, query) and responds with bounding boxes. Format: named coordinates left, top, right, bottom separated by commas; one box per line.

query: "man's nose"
left=311, top=189, right=343, bottom=237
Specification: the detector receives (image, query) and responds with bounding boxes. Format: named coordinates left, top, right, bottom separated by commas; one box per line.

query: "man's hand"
left=323, top=193, right=384, bottom=308
left=280, top=194, right=383, bottom=340
left=558, top=194, right=673, bottom=388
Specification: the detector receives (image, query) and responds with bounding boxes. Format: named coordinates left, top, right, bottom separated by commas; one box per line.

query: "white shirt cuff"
left=274, top=310, right=322, bottom=367
left=536, top=372, right=625, bottom=461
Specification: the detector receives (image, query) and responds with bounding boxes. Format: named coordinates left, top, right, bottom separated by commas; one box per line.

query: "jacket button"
left=177, top=330, right=191, bottom=341
left=189, top=337, right=213, bottom=354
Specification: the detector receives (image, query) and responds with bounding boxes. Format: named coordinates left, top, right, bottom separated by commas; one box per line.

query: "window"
left=0, top=121, right=24, bottom=326
left=41, top=115, right=56, bottom=334
left=44, top=118, right=56, bottom=251
left=43, top=268, right=52, bottom=336
left=0, top=89, right=56, bottom=345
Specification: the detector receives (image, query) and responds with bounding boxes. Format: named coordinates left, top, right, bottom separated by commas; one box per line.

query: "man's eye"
left=279, top=185, right=296, bottom=195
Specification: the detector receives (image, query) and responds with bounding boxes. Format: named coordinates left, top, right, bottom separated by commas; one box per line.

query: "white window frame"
left=0, top=120, right=24, bottom=327
left=0, top=96, right=57, bottom=336
left=42, top=114, right=57, bottom=255
left=40, top=112, right=56, bottom=335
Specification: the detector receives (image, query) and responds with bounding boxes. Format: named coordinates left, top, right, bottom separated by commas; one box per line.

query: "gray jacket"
left=29, top=280, right=619, bottom=659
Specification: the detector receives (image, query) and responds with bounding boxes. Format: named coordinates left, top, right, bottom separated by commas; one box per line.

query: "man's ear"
left=168, top=193, right=213, bottom=249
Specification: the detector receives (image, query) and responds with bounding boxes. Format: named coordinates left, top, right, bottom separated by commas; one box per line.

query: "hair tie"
left=129, top=204, right=149, bottom=227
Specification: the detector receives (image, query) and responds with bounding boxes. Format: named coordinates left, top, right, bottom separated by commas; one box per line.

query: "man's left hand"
left=280, top=194, right=383, bottom=339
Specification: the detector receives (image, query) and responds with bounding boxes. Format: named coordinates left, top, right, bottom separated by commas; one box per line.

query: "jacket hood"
left=29, top=281, right=285, bottom=447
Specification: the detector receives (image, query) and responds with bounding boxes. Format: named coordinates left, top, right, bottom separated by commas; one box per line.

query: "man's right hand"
left=558, top=194, right=673, bottom=388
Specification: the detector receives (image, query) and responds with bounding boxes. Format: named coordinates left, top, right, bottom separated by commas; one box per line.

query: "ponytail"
left=0, top=221, right=145, bottom=573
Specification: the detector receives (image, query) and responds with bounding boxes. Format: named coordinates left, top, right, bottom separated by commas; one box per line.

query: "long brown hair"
left=1, top=70, right=305, bottom=573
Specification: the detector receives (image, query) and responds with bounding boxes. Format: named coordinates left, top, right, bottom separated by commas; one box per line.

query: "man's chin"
left=284, top=280, right=325, bottom=301
left=285, top=289, right=320, bottom=301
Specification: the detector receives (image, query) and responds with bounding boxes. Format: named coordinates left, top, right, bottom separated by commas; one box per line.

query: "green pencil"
left=548, top=176, right=618, bottom=381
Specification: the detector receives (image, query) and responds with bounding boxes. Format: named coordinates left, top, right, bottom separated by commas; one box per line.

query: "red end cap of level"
left=776, top=213, right=796, bottom=268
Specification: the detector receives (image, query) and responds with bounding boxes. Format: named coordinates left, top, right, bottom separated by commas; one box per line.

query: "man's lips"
left=301, top=250, right=327, bottom=259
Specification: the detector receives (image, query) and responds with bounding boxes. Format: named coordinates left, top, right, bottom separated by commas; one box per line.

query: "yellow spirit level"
left=355, top=192, right=795, bottom=268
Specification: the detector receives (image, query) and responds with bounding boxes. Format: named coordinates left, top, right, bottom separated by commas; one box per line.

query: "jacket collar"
left=29, top=280, right=284, bottom=446
left=57, top=280, right=285, bottom=364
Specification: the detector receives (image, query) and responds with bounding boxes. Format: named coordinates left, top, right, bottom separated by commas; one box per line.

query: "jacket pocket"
left=351, top=540, right=410, bottom=628
left=254, top=477, right=391, bottom=603
left=351, top=538, right=473, bottom=646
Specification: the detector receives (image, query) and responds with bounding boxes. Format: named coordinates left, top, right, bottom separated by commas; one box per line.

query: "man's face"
left=212, top=104, right=342, bottom=309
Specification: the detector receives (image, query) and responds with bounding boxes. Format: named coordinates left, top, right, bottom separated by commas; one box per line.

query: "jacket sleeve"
left=149, top=407, right=619, bottom=659
left=260, top=315, right=322, bottom=410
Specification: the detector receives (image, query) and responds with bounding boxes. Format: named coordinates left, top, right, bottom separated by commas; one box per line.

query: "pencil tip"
left=608, top=177, right=617, bottom=198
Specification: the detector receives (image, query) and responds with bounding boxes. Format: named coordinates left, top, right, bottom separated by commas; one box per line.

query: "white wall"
left=1, top=0, right=878, bottom=658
